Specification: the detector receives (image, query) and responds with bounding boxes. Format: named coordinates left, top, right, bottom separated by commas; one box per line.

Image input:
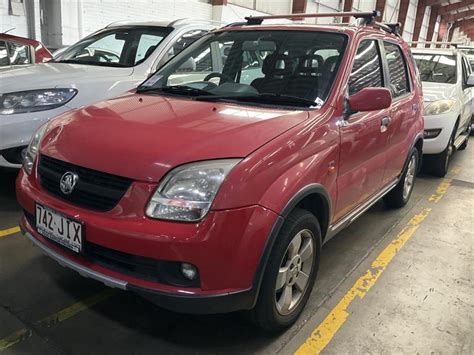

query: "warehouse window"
left=349, top=40, right=383, bottom=96
left=383, top=42, right=410, bottom=98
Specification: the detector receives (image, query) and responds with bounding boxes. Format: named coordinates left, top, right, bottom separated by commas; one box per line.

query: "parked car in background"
left=412, top=47, right=473, bottom=176
left=0, top=33, right=52, bottom=70
left=0, top=19, right=215, bottom=167
left=17, top=12, right=424, bottom=331
left=458, top=45, right=474, bottom=132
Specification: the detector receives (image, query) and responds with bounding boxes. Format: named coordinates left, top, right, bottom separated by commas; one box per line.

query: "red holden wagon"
left=17, top=11, right=424, bottom=331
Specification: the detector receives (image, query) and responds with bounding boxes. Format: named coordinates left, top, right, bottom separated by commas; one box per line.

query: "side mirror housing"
left=467, top=73, right=474, bottom=87
left=347, top=87, right=392, bottom=113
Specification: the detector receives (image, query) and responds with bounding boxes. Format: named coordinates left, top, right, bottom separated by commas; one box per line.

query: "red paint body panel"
left=42, top=94, right=309, bottom=183
left=0, top=33, right=53, bottom=63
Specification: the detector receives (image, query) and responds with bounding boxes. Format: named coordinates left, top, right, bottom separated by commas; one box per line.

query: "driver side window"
left=349, top=40, right=383, bottom=96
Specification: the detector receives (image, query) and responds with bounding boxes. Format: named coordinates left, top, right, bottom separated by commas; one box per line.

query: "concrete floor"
left=0, top=143, right=472, bottom=354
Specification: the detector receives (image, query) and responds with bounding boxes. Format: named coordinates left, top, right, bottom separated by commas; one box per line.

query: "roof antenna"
left=3, top=27, right=15, bottom=34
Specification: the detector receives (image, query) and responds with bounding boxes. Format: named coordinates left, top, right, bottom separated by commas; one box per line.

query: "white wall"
left=0, top=0, right=28, bottom=36
left=352, top=0, right=376, bottom=12
left=417, top=5, right=430, bottom=44
left=61, top=0, right=213, bottom=45
left=402, top=0, right=417, bottom=42
left=229, top=0, right=291, bottom=15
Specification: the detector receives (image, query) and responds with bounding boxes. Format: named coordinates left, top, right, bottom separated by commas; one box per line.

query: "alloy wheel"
left=403, top=154, right=416, bottom=200
left=275, top=229, right=314, bottom=315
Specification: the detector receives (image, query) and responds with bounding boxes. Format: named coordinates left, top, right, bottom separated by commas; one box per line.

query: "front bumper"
left=422, top=111, right=458, bottom=155
left=0, top=106, right=71, bottom=166
left=17, top=168, right=278, bottom=313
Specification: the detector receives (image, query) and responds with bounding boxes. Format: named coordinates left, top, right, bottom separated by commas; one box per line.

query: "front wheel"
left=249, top=208, right=321, bottom=332
left=384, top=147, right=419, bottom=208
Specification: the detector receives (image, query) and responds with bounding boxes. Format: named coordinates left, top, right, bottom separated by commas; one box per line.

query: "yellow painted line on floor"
left=0, top=289, right=116, bottom=352
left=0, top=226, right=21, bottom=238
left=428, top=178, right=452, bottom=203
left=296, top=175, right=455, bottom=355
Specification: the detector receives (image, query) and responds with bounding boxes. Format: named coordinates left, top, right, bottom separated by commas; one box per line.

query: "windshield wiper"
left=195, top=93, right=318, bottom=107
left=137, top=85, right=215, bottom=96
left=54, top=59, right=128, bottom=67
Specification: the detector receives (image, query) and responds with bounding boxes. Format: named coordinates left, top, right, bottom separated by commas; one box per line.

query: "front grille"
left=38, top=155, right=132, bottom=212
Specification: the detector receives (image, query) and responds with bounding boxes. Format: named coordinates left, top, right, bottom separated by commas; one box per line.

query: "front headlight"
left=424, top=99, right=456, bottom=115
left=146, top=159, right=241, bottom=222
left=0, top=88, right=77, bottom=114
left=23, top=124, right=48, bottom=174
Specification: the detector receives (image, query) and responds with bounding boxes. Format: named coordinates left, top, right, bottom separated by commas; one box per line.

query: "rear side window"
left=383, top=42, right=410, bottom=98
left=6, top=41, right=31, bottom=65
left=349, top=40, right=383, bottom=96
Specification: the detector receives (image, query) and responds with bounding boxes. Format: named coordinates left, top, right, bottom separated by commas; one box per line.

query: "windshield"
left=413, top=53, right=457, bottom=84
left=55, top=26, right=172, bottom=67
left=138, top=30, right=347, bottom=107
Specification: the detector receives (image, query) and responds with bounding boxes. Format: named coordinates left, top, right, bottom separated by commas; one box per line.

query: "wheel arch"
left=250, top=184, right=331, bottom=306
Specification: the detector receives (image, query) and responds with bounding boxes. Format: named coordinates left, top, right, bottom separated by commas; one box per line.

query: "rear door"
left=335, top=39, right=389, bottom=221
left=380, top=41, right=418, bottom=185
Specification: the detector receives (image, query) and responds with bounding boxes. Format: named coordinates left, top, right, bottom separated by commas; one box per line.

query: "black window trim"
left=380, top=39, right=412, bottom=102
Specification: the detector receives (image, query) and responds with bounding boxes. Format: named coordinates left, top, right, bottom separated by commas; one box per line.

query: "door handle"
left=381, top=116, right=391, bottom=132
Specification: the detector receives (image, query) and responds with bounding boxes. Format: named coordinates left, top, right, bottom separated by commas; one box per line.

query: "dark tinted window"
left=384, top=42, right=409, bottom=97
left=349, top=40, right=383, bottom=96
left=413, top=53, right=457, bottom=84
left=0, top=41, right=9, bottom=66
left=461, top=55, right=471, bottom=86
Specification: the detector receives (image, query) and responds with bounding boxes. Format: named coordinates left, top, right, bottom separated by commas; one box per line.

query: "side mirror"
left=177, top=57, right=196, bottom=72
left=467, top=73, right=474, bottom=87
left=347, top=87, right=392, bottom=113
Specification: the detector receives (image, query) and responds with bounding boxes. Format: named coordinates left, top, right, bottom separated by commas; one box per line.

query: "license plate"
left=36, top=204, right=83, bottom=253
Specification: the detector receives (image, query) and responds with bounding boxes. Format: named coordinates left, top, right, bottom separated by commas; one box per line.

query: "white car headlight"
left=0, top=89, right=77, bottom=114
left=424, top=99, right=456, bottom=116
left=23, top=124, right=48, bottom=174
left=146, top=159, right=241, bottom=222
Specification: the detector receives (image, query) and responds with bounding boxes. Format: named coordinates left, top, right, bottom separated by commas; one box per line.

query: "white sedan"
left=0, top=20, right=215, bottom=167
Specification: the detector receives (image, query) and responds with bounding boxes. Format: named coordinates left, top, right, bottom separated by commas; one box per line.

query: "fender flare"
left=249, top=184, right=331, bottom=307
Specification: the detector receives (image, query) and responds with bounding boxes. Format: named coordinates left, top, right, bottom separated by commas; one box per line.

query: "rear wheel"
left=384, top=147, right=419, bottom=208
left=249, top=208, right=321, bottom=332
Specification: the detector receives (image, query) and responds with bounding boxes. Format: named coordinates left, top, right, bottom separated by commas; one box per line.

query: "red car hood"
left=41, top=93, right=310, bottom=182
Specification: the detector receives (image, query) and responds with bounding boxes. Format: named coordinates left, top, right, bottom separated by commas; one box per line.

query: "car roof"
left=0, top=33, right=42, bottom=46
left=106, top=18, right=219, bottom=29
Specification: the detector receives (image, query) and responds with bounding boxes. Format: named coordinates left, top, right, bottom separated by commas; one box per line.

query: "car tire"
left=431, top=133, right=455, bottom=178
left=384, top=147, right=419, bottom=208
left=248, top=208, right=321, bottom=332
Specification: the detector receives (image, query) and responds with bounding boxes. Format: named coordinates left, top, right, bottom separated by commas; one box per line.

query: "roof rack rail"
left=409, top=41, right=462, bottom=48
left=244, top=10, right=380, bottom=26
left=374, top=22, right=401, bottom=36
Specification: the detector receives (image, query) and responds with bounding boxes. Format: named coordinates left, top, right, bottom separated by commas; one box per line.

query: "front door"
left=335, top=39, right=389, bottom=221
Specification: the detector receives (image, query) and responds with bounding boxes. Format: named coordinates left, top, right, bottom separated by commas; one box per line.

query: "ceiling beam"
left=444, top=9, right=474, bottom=22
left=439, top=3, right=472, bottom=15
left=412, top=1, right=428, bottom=42
left=397, top=0, right=411, bottom=32
left=424, top=0, right=450, bottom=6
